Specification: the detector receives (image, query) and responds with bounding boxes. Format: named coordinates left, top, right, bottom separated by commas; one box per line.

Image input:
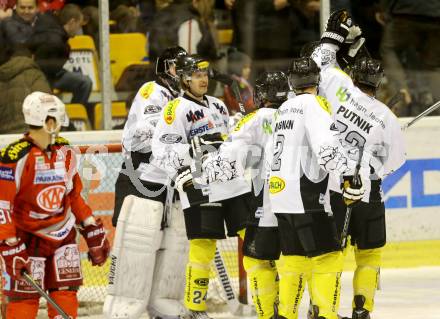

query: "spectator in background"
left=223, top=50, right=255, bottom=114
left=38, top=0, right=65, bottom=12
left=380, top=0, right=440, bottom=116
left=29, top=4, right=92, bottom=106
left=0, top=36, right=51, bottom=134
left=149, top=0, right=218, bottom=62
left=1, top=0, right=39, bottom=46
left=110, top=3, right=145, bottom=33
left=0, top=0, right=14, bottom=20
left=289, top=0, right=320, bottom=57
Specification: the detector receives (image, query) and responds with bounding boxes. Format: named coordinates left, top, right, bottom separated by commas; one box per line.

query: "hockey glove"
left=321, top=9, right=353, bottom=46
left=174, top=165, right=209, bottom=206
left=0, top=237, right=31, bottom=281
left=189, top=132, right=224, bottom=159
left=342, top=175, right=365, bottom=207
left=80, top=218, right=110, bottom=266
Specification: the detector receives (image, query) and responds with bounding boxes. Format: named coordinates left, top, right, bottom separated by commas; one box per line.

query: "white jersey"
left=203, top=108, right=278, bottom=226
left=313, top=43, right=406, bottom=202
left=151, top=93, right=230, bottom=208
left=269, top=93, right=356, bottom=215
left=121, top=81, right=176, bottom=184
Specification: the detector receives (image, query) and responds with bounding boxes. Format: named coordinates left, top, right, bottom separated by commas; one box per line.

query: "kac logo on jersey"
left=37, top=185, right=66, bottom=213
left=269, top=176, right=285, bottom=194
left=164, top=99, right=180, bottom=125
left=0, top=167, right=14, bottom=181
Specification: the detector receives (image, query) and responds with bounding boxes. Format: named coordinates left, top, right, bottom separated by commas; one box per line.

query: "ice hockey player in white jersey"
left=311, top=9, right=406, bottom=319
left=204, top=71, right=290, bottom=318
left=104, top=46, right=190, bottom=319
left=151, top=54, right=251, bottom=319
left=268, top=56, right=366, bottom=319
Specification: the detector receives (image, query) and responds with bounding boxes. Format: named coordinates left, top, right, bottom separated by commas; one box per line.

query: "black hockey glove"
left=321, top=9, right=353, bottom=46
left=342, top=175, right=365, bottom=207
left=174, top=165, right=209, bottom=206
left=189, top=132, right=224, bottom=159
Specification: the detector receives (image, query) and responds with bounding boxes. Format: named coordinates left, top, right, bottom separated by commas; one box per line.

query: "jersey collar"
left=183, top=92, right=209, bottom=108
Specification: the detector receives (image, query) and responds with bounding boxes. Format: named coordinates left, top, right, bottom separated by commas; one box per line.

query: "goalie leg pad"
left=184, top=239, right=217, bottom=311
left=277, top=255, right=311, bottom=319
left=243, top=256, right=278, bottom=319
left=310, top=251, right=343, bottom=319
left=353, top=247, right=382, bottom=312
left=148, top=201, right=189, bottom=318
left=103, top=195, right=164, bottom=319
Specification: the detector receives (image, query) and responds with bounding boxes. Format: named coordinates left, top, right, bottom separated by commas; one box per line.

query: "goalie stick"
left=213, top=248, right=254, bottom=316
left=22, top=272, right=70, bottom=319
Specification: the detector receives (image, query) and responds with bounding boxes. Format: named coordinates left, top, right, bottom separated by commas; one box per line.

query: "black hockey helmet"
left=156, top=46, right=187, bottom=93
left=288, top=57, right=320, bottom=90
left=176, top=54, right=210, bottom=80
left=254, top=71, right=290, bottom=108
left=300, top=41, right=320, bottom=58
left=351, top=57, right=383, bottom=88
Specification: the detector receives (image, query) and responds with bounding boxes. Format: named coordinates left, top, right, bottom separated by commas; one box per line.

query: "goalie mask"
left=351, top=57, right=384, bottom=88
left=156, top=46, right=188, bottom=95
left=22, top=92, right=69, bottom=133
left=288, top=57, right=320, bottom=90
left=254, top=71, right=290, bottom=109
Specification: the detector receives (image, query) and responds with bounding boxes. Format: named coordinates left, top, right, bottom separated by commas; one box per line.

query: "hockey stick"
left=22, top=272, right=70, bottom=319
left=340, top=146, right=364, bottom=249
left=402, top=100, right=440, bottom=131
left=213, top=248, right=254, bottom=316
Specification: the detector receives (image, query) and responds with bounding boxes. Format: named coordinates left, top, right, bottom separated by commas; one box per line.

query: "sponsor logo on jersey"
left=144, top=104, right=162, bottom=114
left=186, top=109, right=205, bottom=123
left=194, top=278, right=209, bottom=287
left=108, top=255, right=117, bottom=285
left=336, top=105, right=373, bottom=134
left=1, top=243, right=26, bottom=256
left=330, top=123, right=339, bottom=131
left=37, top=185, right=66, bottom=212
left=274, top=120, right=294, bottom=132
left=6, top=141, right=29, bottom=160
left=159, top=134, right=183, bottom=144
left=336, top=86, right=351, bottom=103
left=234, top=111, right=257, bottom=132
left=213, top=102, right=227, bottom=115
left=164, top=99, right=180, bottom=125
left=34, top=168, right=66, bottom=184
left=0, top=167, right=14, bottom=181
left=140, top=82, right=155, bottom=99
left=315, top=96, right=332, bottom=114
left=269, top=176, right=285, bottom=194
left=189, top=121, right=214, bottom=136
left=262, top=119, right=273, bottom=134
left=0, top=200, right=10, bottom=210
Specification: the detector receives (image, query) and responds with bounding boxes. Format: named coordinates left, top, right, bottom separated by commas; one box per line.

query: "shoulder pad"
left=315, top=96, right=332, bottom=115
left=234, top=111, right=257, bottom=132
left=55, top=136, right=70, bottom=146
left=163, top=98, right=181, bottom=125
left=0, top=139, right=32, bottom=163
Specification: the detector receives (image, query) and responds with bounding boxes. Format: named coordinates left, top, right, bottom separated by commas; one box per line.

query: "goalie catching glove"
left=189, top=132, right=224, bottom=159
left=0, top=237, right=31, bottom=281
left=321, top=9, right=353, bottom=45
left=80, top=217, right=110, bottom=266
left=342, top=175, right=365, bottom=206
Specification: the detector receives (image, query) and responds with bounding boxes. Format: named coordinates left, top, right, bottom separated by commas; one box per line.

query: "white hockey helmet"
left=22, top=92, right=69, bottom=129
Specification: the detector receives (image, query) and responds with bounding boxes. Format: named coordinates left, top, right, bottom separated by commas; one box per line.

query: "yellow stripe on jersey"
left=140, top=82, right=155, bottom=99
left=315, top=96, right=332, bottom=115
left=234, top=110, right=257, bottom=132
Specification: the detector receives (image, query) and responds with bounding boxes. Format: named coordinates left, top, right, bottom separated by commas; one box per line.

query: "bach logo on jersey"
left=164, top=99, right=180, bottom=124
left=269, top=176, right=285, bottom=194
left=37, top=185, right=66, bottom=212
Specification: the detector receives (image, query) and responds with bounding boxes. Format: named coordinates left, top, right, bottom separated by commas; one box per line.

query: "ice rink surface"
left=80, top=266, right=440, bottom=319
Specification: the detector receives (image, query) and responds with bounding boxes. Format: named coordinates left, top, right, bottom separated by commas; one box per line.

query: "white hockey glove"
left=342, top=175, right=365, bottom=207
left=175, top=165, right=193, bottom=193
